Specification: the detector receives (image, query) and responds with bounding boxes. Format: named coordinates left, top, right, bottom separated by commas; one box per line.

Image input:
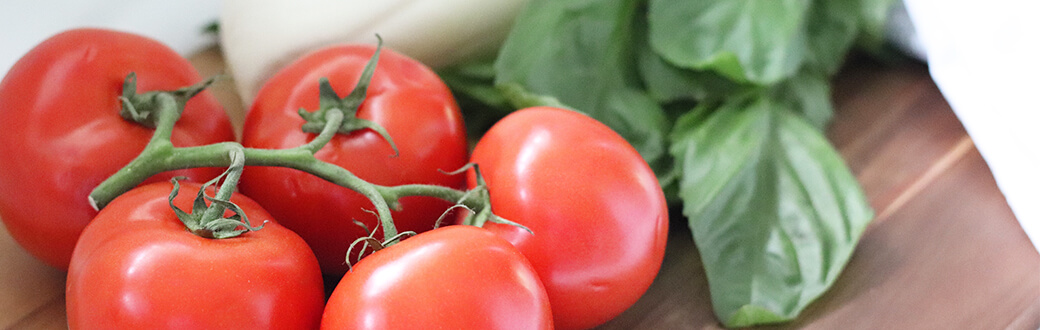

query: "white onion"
left=220, top=0, right=529, bottom=104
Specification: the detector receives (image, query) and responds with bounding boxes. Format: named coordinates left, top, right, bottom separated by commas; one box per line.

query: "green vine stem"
left=89, top=103, right=412, bottom=240
left=168, top=147, right=266, bottom=239
left=90, top=98, right=514, bottom=241
left=91, top=38, right=519, bottom=245
left=197, top=147, right=246, bottom=225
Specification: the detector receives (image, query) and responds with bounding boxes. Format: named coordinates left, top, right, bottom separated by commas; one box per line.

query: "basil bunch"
left=440, top=0, right=894, bottom=326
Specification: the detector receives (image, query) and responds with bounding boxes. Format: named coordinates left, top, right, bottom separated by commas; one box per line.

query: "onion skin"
left=220, top=0, right=529, bottom=104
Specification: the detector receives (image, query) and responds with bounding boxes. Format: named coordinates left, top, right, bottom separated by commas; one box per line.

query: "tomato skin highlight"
left=0, top=28, right=235, bottom=270
left=66, top=181, right=325, bottom=330
left=240, top=44, right=469, bottom=277
left=469, top=107, right=669, bottom=330
left=321, top=225, right=553, bottom=330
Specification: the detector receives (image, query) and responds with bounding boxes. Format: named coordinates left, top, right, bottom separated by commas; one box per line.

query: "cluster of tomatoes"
left=0, top=28, right=668, bottom=329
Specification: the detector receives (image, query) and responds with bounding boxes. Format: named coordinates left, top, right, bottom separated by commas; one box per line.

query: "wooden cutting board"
left=0, top=48, right=1037, bottom=329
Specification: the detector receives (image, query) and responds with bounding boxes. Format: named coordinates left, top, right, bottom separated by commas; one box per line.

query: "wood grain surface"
left=0, top=48, right=1037, bottom=329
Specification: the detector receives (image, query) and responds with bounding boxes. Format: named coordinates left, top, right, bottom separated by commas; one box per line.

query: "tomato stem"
left=196, top=147, right=246, bottom=226
left=298, top=35, right=399, bottom=157
left=89, top=84, right=405, bottom=239
left=454, top=165, right=533, bottom=234
left=167, top=149, right=266, bottom=239
left=90, top=39, right=522, bottom=244
left=299, top=109, right=344, bottom=154
left=90, top=116, right=521, bottom=239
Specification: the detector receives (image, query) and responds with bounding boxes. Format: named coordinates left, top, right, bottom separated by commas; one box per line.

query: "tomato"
left=0, top=28, right=235, bottom=270
left=240, top=44, right=468, bottom=277
left=468, top=107, right=669, bottom=329
left=321, top=225, right=552, bottom=329
left=66, top=181, right=325, bottom=329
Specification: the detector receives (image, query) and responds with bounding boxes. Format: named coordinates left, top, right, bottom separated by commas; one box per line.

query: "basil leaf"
left=636, top=32, right=748, bottom=104
left=494, top=0, right=669, bottom=169
left=647, top=0, right=810, bottom=85
left=438, top=59, right=515, bottom=137
left=495, top=83, right=571, bottom=111
left=439, top=58, right=510, bottom=111
left=670, top=94, right=872, bottom=327
left=803, top=0, right=860, bottom=75
left=770, top=72, right=834, bottom=130
left=857, top=0, right=898, bottom=50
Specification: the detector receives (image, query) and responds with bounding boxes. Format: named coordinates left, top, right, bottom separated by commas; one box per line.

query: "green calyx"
left=452, top=164, right=531, bottom=234
left=119, top=72, right=217, bottom=129
left=298, top=35, right=399, bottom=157
left=345, top=219, right=416, bottom=270
left=168, top=149, right=265, bottom=239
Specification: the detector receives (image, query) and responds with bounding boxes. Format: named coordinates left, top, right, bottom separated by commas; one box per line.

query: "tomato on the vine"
left=321, top=225, right=552, bottom=329
left=240, top=44, right=469, bottom=277
left=67, top=181, right=325, bottom=329
left=468, top=106, right=669, bottom=329
left=0, top=28, right=235, bottom=270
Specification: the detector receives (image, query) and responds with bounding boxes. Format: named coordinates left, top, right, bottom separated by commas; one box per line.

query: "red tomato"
left=66, top=181, right=325, bottom=329
left=0, top=28, right=235, bottom=270
left=468, top=107, right=669, bottom=329
left=321, top=225, right=552, bottom=329
left=240, top=44, right=468, bottom=277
